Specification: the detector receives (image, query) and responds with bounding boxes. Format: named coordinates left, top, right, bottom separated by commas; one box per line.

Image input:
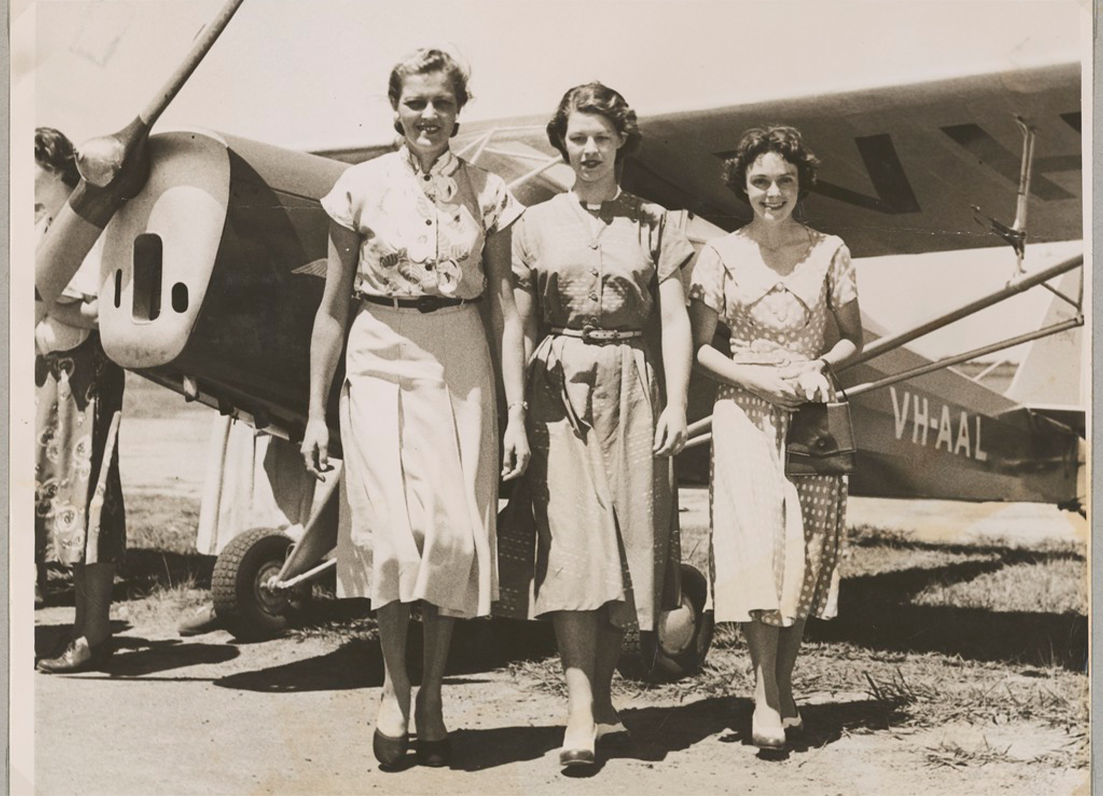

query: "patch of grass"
left=913, top=559, right=1087, bottom=615
left=126, top=494, right=202, bottom=554
left=841, top=545, right=995, bottom=579
left=117, top=575, right=209, bottom=634
left=925, top=737, right=1015, bottom=769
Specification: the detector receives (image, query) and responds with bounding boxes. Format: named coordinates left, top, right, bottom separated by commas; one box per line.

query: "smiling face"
left=745, top=151, right=800, bottom=223
left=563, top=110, right=625, bottom=189
left=394, top=71, right=458, bottom=165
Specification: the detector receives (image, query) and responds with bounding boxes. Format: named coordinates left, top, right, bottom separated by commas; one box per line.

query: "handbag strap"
left=821, top=361, right=847, bottom=400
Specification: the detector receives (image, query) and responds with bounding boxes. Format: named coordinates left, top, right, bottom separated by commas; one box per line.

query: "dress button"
left=426, top=263, right=435, bottom=271
left=425, top=219, right=433, bottom=226
left=589, top=293, right=598, bottom=301
left=423, top=175, right=431, bottom=181
left=590, top=268, right=598, bottom=276
left=589, top=241, right=599, bottom=249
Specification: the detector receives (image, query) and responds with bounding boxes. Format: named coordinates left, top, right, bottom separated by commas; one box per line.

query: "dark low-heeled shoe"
left=372, top=728, right=409, bottom=768
left=36, top=636, right=113, bottom=674
left=415, top=736, right=452, bottom=767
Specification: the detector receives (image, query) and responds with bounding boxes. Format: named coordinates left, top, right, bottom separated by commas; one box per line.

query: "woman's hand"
left=738, top=365, right=804, bottom=410
left=777, top=359, right=830, bottom=402
left=653, top=403, right=688, bottom=457
left=300, top=417, right=334, bottom=481
left=500, top=414, right=531, bottom=481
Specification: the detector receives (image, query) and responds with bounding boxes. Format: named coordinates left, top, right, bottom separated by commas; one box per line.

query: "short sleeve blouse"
left=689, top=227, right=857, bottom=362
left=321, top=147, right=523, bottom=301
left=512, top=192, right=694, bottom=331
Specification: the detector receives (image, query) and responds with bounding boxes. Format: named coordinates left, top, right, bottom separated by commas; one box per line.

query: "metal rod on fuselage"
left=841, top=316, right=1083, bottom=398
left=841, top=253, right=1083, bottom=370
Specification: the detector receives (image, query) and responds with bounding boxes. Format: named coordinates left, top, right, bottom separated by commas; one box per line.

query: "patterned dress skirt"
left=34, top=333, right=126, bottom=567
left=336, top=302, right=498, bottom=619
left=709, top=384, right=846, bottom=626
left=524, top=335, right=680, bottom=632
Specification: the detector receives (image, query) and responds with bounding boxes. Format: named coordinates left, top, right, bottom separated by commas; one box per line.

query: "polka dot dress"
left=689, top=227, right=858, bottom=626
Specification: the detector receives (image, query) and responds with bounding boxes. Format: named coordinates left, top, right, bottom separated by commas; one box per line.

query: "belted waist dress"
left=511, top=191, right=694, bottom=631
left=321, top=147, right=522, bottom=619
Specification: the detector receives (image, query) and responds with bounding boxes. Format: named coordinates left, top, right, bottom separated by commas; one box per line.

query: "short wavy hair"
left=722, top=125, right=820, bottom=202
left=35, top=126, right=80, bottom=189
left=546, top=82, right=641, bottom=164
left=387, top=47, right=472, bottom=112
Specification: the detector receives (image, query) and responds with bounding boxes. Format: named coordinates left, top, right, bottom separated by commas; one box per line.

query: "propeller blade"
left=35, top=0, right=245, bottom=305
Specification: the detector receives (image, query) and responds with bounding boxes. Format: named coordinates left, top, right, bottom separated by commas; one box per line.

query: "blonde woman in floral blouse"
left=302, top=49, right=529, bottom=769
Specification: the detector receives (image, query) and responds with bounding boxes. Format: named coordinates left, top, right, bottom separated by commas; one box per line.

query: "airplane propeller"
left=34, top=0, right=245, bottom=306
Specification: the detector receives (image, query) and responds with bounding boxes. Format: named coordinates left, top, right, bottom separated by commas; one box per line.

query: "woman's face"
left=745, top=151, right=800, bottom=223
left=563, top=110, right=625, bottom=188
left=35, top=163, right=72, bottom=227
left=394, top=71, right=459, bottom=163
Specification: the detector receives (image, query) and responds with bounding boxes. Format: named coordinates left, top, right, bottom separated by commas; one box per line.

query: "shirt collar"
left=402, top=145, right=459, bottom=178
left=572, top=187, right=622, bottom=211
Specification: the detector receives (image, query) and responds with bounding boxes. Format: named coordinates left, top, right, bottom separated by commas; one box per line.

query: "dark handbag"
left=786, top=369, right=856, bottom=476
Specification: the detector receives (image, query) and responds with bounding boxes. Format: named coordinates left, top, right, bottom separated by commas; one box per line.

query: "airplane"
left=32, top=0, right=1086, bottom=681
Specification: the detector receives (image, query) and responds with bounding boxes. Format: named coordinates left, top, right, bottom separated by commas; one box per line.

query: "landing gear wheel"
left=618, top=563, right=714, bottom=682
left=211, top=528, right=307, bottom=642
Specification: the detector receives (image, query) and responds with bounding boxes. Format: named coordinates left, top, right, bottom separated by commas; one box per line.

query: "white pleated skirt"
left=337, top=301, right=498, bottom=619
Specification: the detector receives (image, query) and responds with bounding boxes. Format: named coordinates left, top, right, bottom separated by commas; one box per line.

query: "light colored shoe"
left=177, top=605, right=222, bottom=637
left=751, top=708, right=786, bottom=750
left=559, top=725, right=597, bottom=767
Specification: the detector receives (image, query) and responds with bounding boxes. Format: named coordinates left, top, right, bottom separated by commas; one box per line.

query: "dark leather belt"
left=357, top=292, right=481, bottom=313
left=550, top=325, right=644, bottom=344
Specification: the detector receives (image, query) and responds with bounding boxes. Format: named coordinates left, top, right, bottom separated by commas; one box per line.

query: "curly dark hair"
left=35, top=126, right=80, bottom=189
left=546, top=82, right=641, bottom=164
left=722, top=125, right=819, bottom=202
left=387, top=47, right=472, bottom=113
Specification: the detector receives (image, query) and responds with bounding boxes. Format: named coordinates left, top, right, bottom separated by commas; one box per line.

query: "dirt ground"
left=28, top=398, right=1088, bottom=796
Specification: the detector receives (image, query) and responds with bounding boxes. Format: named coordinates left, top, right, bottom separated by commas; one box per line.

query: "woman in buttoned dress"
left=687, top=126, right=863, bottom=750
left=513, top=83, right=693, bottom=767
left=302, top=48, right=529, bottom=768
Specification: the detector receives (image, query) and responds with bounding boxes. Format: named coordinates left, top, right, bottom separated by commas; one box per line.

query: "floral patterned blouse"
left=321, top=147, right=523, bottom=301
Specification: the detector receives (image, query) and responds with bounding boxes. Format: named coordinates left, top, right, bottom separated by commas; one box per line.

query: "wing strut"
left=970, top=116, right=1036, bottom=278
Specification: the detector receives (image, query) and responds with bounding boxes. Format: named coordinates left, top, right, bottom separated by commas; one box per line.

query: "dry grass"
left=913, top=559, right=1087, bottom=615
left=112, top=490, right=1089, bottom=770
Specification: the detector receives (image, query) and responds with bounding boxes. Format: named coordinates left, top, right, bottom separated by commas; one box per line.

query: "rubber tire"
left=211, top=528, right=305, bottom=642
left=617, top=563, right=715, bottom=683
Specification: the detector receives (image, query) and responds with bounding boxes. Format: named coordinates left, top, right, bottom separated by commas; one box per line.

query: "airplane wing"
left=319, top=63, right=1081, bottom=258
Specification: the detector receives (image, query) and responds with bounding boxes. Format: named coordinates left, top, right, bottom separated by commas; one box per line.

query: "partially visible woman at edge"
left=513, top=82, right=693, bottom=768
left=687, top=125, right=862, bottom=750
left=34, top=126, right=127, bottom=673
left=300, top=48, right=529, bottom=769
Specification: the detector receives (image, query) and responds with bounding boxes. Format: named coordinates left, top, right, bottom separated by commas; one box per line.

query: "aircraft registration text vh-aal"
left=34, top=0, right=1085, bottom=677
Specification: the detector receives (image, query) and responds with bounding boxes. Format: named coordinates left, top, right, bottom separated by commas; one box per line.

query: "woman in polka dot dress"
left=687, top=126, right=863, bottom=750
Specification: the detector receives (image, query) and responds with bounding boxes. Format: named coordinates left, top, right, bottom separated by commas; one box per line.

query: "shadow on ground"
left=35, top=621, right=239, bottom=677
left=432, top=695, right=906, bottom=772
left=817, top=548, right=1087, bottom=671
left=213, top=618, right=556, bottom=693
